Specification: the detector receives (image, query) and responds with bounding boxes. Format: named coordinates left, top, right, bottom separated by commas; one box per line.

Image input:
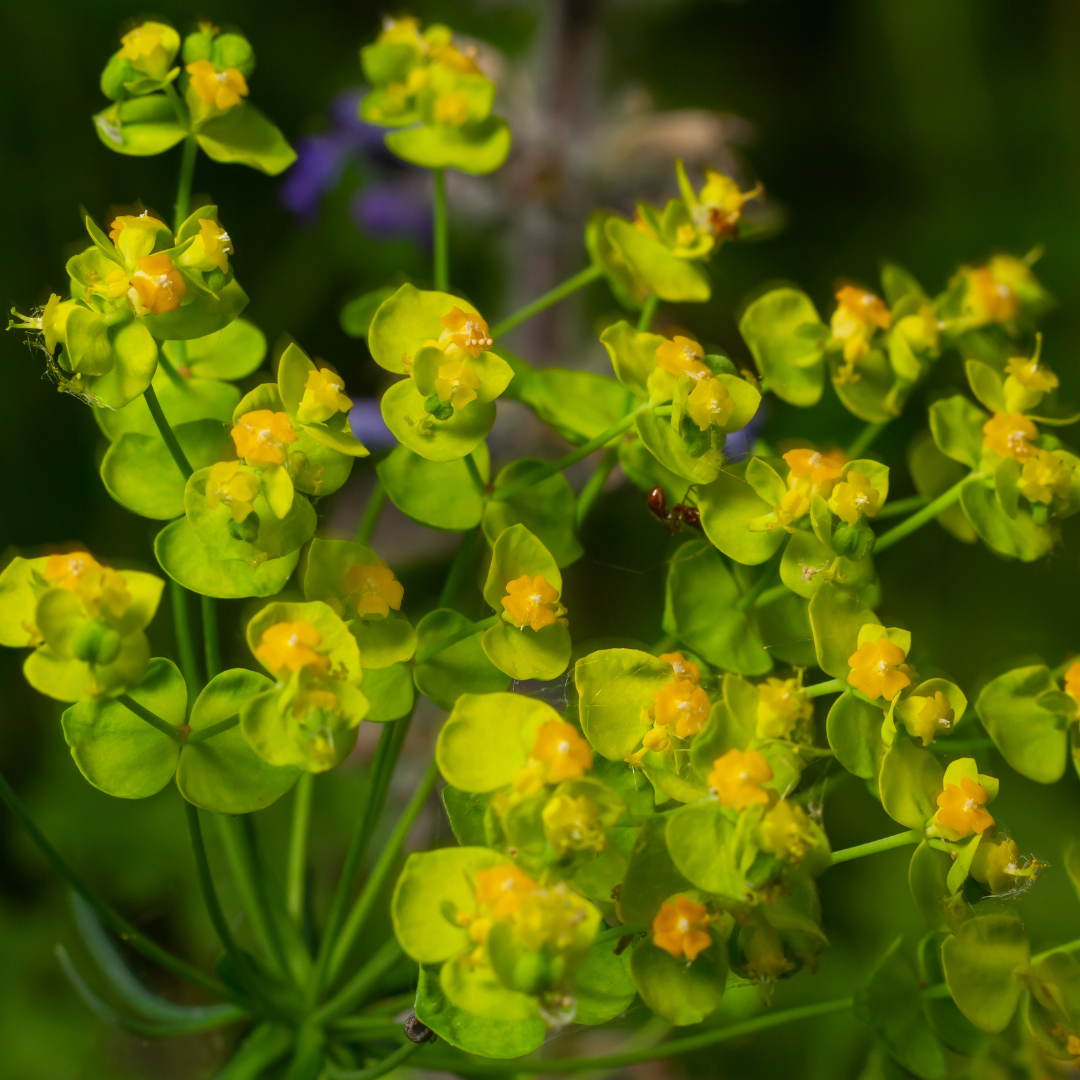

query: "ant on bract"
left=647, top=486, right=702, bottom=534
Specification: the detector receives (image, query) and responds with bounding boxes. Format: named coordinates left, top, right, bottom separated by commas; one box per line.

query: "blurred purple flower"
left=279, top=87, right=430, bottom=246
left=348, top=398, right=397, bottom=450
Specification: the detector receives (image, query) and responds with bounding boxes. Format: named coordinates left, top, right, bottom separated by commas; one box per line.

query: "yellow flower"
left=1065, top=661, right=1080, bottom=708
left=109, top=213, right=169, bottom=264
left=528, top=719, right=593, bottom=782
left=178, top=218, right=233, bottom=275
left=128, top=253, right=186, bottom=316
left=829, top=471, right=879, bottom=527
left=434, top=91, right=470, bottom=125
left=1006, top=354, right=1058, bottom=394
left=542, top=792, right=606, bottom=854
left=87, top=268, right=130, bottom=302
left=376, top=15, right=424, bottom=47
left=511, top=882, right=590, bottom=953
left=434, top=355, right=481, bottom=409
left=971, top=838, right=1039, bottom=894
left=659, top=652, right=700, bottom=683
left=1018, top=449, right=1072, bottom=505
left=782, top=447, right=845, bottom=492
left=652, top=896, right=713, bottom=961
left=186, top=59, right=249, bottom=111
left=10, top=294, right=69, bottom=356
left=205, top=460, right=260, bottom=523
left=118, top=22, right=176, bottom=79
left=831, top=285, right=891, bottom=366
left=686, top=377, right=735, bottom=432
left=342, top=563, right=404, bottom=619
left=694, top=170, right=761, bottom=238
left=902, top=690, right=954, bottom=746
left=255, top=620, right=330, bottom=678
left=438, top=307, right=493, bottom=358
left=962, top=263, right=1020, bottom=325
left=847, top=636, right=911, bottom=702
left=708, top=747, right=773, bottom=809
left=759, top=800, right=815, bottom=862
left=756, top=677, right=812, bottom=740
left=231, top=410, right=298, bottom=466
left=655, top=336, right=710, bottom=381
left=428, top=42, right=482, bottom=76
left=298, top=367, right=352, bottom=425
left=652, top=679, right=710, bottom=739
left=42, top=551, right=131, bottom=621
left=932, top=776, right=994, bottom=840
left=472, top=864, right=538, bottom=921
left=1068, top=1035, right=1080, bottom=1060
left=982, top=411, right=1037, bottom=461
left=500, top=574, right=566, bottom=631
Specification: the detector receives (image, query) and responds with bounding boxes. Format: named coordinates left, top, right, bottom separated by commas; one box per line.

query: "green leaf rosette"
left=481, top=525, right=571, bottom=681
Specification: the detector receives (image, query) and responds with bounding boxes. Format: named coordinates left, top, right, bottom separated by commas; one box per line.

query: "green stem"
left=202, top=595, right=221, bottom=681
left=735, top=549, right=784, bottom=612
left=118, top=694, right=183, bottom=742
left=830, top=829, right=923, bottom=865
left=874, top=475, right=977, bottom=554
left=575, top=446, right=619, bottom=528
left=157, top=344, right=186, bottom=386
left=415, top=614, right=500, bottom=664
left=846, top=421, right=888, bottom=459
left=490, top=265, right=603, bottom=339
left=325, top=1043, right=422, bottom=1080
left=175, top=134, right=199, bottom=231
left=492, top=406, right=671, bottom=502
left=464, top=452, right=488, bottom=496
left=287, top=773, right=314, bottom=924
left=637, top=295, right=659, bottom=332
left=875, top=494, right=926, bottom=519
left=184, top=715, right=239, bottom=744
left=432, top=168, right=449, bottom=292
left=0, top=769, right=234, bottom=1001
left=593, top=923, right=646, bottom=945
left=329, top=760, right=439, bottom=983
left=438, top=526, right=481, bottom=610
left=417, top=996, right=854, bottom=1074
left=308, top=716, right=412, bottom=1005
left=169, top=579, right=201, bottom=695
left=805, top=678, right=843, bottom=699
left=1032, top=937, right=1080, bottom=965
left=214, top=815, right=290, bottom=980
left=752, top=582, right=791, bottom=610
left=144, top=384, right=194, bottom=479
left=311, top=939, right=403, bottom=1026
left=357, top=480, right=387, bottom=547
left=184, top=802, right=264, bottom=1002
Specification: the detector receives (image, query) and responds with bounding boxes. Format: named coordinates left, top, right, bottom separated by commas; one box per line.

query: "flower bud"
left=214, top=34, right=256, bottom=79
left=831, top=518, right=874, bottom=560
left=100, top=54, right=137, bottom=101
left=71, top=620, right=122, bottom=665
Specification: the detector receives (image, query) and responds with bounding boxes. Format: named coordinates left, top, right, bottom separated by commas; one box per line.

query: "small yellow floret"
left=847, top=637, right=911, bottom=702
left=128, top=253, right=185, bottom=315
left=782, top=447, right=845, bottom=491
left=905, top=690, right=954, bottom=746
left=829, top=471, right=879, bottom=526
left=655, top=336, right=710, bottom=381
left=231, top=410, right=298, bottom=466
left=206, top=460, right=260, bottom=522
left=933, top=776, right=994, bottom=840
left=982, top=411, right=1038, bottom=461
left=652, top=679, right=710, bottom=739
left=708, top=747, right=773, bottom=809
left=542, top=792, right=606, bottom=854
left=434, top=91, right=470, bottom=125
left=659, top=652, right=699, bottom=683
left=500, top=574, right=565, bottom=631
left=759, top=800, right=815, bottom=862
left=1018, top=449, right=1071, bottom=505
left=686, top=377, right=734, bottom=432
left=43, top=551, right=131, bottom=621
left=528, top=719, right=593, bottom=782
left=756, top=677, right=812, bottom=739
left=186, top=59, right=249, bottom=111
left=255, top=620, right=330, bottom=677
left=434, top=355, right=481, bottom=409
left=438, top=307, right=492, bottom=358
left=298, top=367, right=352, bottom=425
left=1006, top=354, right=1058, bottom=393
left=342, top=563, right=403, bottom=619
left=1065, top=661, right=1080, bottom=708
left=652, top=896, right=712, bottom=961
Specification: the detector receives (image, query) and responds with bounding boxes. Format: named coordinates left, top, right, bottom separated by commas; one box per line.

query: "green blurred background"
left=2, top=0, right=1080, bottom=1076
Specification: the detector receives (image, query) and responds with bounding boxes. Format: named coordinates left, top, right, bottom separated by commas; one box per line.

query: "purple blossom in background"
left=347, top=398, right=397, bottom=450
left=279, top=88, right=431, bottom=246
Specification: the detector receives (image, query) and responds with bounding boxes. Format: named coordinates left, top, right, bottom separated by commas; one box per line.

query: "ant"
left=647, top=486, right=702, bottom=534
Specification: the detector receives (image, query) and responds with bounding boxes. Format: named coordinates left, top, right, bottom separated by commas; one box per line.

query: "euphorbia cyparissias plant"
left=3, top=12, right=1080, bottom=1080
